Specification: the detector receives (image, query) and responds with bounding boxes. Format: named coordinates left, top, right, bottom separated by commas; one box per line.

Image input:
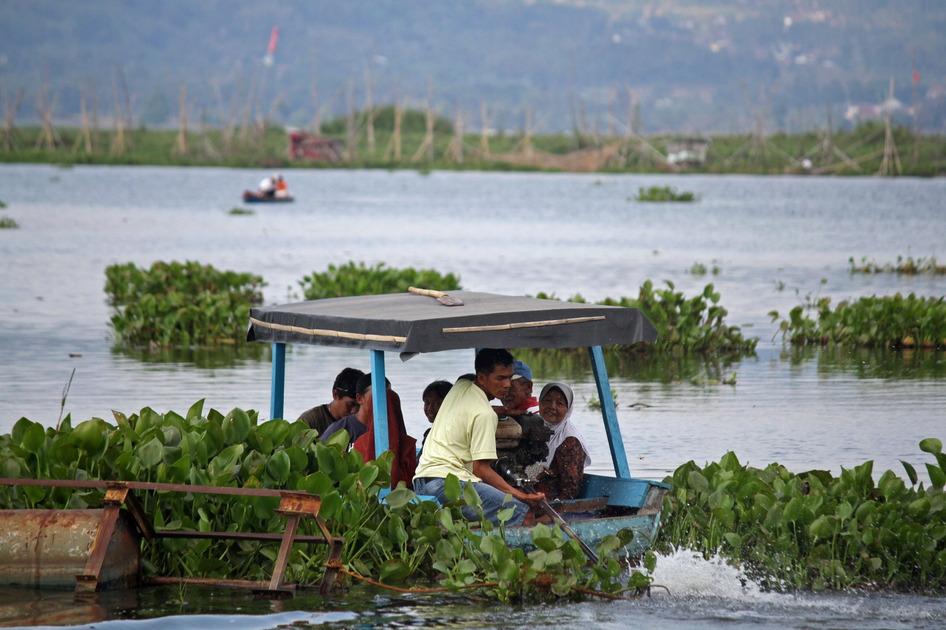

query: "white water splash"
left=648, top=548, right=781, bottom=601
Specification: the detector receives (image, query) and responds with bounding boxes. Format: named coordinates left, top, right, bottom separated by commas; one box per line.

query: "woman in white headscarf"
left=534, top=381, right=591, bottom=501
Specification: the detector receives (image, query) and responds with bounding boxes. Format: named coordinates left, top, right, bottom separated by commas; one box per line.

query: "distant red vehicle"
left=288, top=130, right=344, bottom=162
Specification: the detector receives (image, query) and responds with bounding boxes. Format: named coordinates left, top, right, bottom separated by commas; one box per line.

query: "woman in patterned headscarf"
left=533, top=381, right=590, bottom=501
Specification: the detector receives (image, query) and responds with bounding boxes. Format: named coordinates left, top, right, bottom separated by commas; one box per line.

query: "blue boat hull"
left=503, top=475, right=669, bottom=557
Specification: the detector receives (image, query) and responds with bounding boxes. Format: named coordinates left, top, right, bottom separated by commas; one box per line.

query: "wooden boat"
left=247, top=290, right=668, bottom=557
left=242, top=190, right=294, bottom=203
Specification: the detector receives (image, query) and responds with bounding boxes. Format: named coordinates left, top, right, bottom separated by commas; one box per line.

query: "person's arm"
left=472, top=460, right=545, bottom=507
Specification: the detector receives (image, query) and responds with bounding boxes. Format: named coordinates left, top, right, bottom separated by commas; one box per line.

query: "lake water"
left=0, top=164, right=945, bottom=628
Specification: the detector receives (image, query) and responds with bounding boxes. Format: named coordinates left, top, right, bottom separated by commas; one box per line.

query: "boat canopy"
left=248, top=290, right=658, bottom=480
left=247, top=291, right=657, bottom=359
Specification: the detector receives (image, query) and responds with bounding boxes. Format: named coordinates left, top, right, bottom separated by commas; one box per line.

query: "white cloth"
left=538, top=381, right=591, bottom=468
left=258, top=176, right=276, bottom=193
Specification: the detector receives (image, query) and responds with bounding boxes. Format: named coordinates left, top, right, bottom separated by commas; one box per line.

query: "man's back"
left=414, top=379, right=498, bottom=483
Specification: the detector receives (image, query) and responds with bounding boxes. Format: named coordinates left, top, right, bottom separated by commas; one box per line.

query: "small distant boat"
left=242, top=190, right=294, bottom=203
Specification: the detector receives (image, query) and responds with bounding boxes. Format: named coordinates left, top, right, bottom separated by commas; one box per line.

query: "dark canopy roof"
left=247, top=291, right=657, bottom=359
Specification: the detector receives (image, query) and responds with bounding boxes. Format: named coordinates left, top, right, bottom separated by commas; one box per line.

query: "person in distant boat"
left=491, top=360, right=538, bottom=417
left=413, top=348, right=545, bottom=527
left=419, top=380, right=453, bottom=455
left=274, top=174, right=289, bottom=199
left=321, top=373, right=390, bottom=449
left=297, top=367, right=364, bottom=436
left=533, top=381, right=590, bottom=501
left=258, top=173, right=278, bottom=198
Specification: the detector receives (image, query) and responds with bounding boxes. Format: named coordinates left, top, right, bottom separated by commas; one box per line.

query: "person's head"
left=538, top=381, right=574, bottom=425
left=422, top=380, right=453, bottom=423
left=354, top=372, right=391, bottom=415
left=503, top=360, right=534, bottom=408
left=331, top=367, right=365, bottom=416
left=474, top=348, right=515, bottom=401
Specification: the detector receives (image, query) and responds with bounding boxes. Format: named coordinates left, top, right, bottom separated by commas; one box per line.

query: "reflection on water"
left=114, top=343, right=270, bottom=370
left=784, top=345, right=946, bottom=380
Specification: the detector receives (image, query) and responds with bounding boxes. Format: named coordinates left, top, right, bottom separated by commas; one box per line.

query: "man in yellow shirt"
left=413, top=348, right=545, bottom=526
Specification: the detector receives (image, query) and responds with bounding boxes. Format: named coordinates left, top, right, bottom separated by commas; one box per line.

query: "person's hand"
left=516, top=491, right=546, bottom=508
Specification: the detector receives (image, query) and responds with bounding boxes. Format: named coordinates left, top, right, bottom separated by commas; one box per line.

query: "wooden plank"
left=276, top=491, right=321, bottom=517
left=268, top=515, right=300, bottom=591
left=75, top=506, right=120, bottom=592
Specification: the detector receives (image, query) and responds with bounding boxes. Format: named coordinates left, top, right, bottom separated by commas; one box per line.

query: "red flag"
left=914, top=69, right=920, bottom=84
left=267, top=26, right=279, bottom=55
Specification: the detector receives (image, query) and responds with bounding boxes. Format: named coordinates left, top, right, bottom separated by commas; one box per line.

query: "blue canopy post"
left=587, top=346, right=630, bottom=479
left=270, top=342, right=286, bottom=420
left=370, top=349, right=389, bottom=457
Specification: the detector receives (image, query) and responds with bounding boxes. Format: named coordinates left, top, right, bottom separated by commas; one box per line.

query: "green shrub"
left=0, top=402, right=653, bottom=601
left=769, top=293, right=946, bottom=349
left=658, top=439, right=946, bottom=591
left=299, top=261, right=461, bottom=300
left=0, top=216, right=18, bottom=228
left=105, top=261, right=265, bottom=347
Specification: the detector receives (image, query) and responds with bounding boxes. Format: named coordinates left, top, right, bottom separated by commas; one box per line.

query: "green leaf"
left=379, top=558, right=412, bottom=584
left=223, top=408, right=251, bottom=445
left=901, top=460, right=918, bottom=486
left=22, top=423, right=46, bottom=454
left=724, top=532, right=743, bottom=548
left=687, top=470, right=710, bottom=493
left=927, top=463, right=946, bottom=490
left=385, top=486, right=416, bottom=510
left=265, top=450, right=291, bottom=483
left=462, top=481, right=482, bottom=509
left=186, top=399, right=205, bottom=422
left=919, top=438, right=942, bottom=455
left=137, top=437, right=164, bottom=470
left=444, top=474, right=461, bottom=501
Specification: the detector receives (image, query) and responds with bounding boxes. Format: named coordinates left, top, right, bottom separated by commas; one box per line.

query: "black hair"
left=333, top=367, right=365, bottom=399
left=474, top=348, right=514, bottom=376
left=457, top=373, right=476, bottom=382
left=423, top=380, right=453, bottom=401
left=356, top=372, right=391, bottom=396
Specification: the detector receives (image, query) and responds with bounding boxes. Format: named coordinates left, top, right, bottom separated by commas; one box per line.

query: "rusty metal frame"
left=0, top=478, right=343, bottom=598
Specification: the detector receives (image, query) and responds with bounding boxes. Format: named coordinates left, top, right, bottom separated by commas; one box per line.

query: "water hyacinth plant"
left=599, top=281, right=757, bottom=356
left=769, top=293, right=946, bottom=349
left=634, top=186, right=696, bottom=202
left=0, top=403, right=653, bottom=602
left=849, top=255, right=946, bottom=275
left=658, top=439, right=946, bottom=591
left=105, top=261, right=265, bottom=347
left=0, top=216, right=19, bottom=228
left=299, top=261, right=461, bottom=300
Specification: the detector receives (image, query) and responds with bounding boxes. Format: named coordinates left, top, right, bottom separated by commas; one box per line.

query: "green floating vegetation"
left=228, top=207, right=255, bottom=216
left=0, top=216, right=19, bottom=229
left=0, top=403, right=653, bottom=601
left=105, top=261, right=265, bottom=347
left=849, top=256, right=946, bottom=275
left=634, top=186, right=696, bottom=202
left=769, top=293, right=946, bottom=349
left=0, top=199, right=7, bottom=208
left=599, top=281, right=757, bottom=356
left=658, top=439, right=946, bottom=591
left=531, top=281, right=756, bottom=358
left=300, top=261, right=461, bottom=300
left=689, top=262, right=720, bottom=276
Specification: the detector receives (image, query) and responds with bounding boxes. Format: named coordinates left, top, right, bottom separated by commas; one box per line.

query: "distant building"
left=287, top=130, right=344, bottom=162
left=665, top=137, right=711, bottom=167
